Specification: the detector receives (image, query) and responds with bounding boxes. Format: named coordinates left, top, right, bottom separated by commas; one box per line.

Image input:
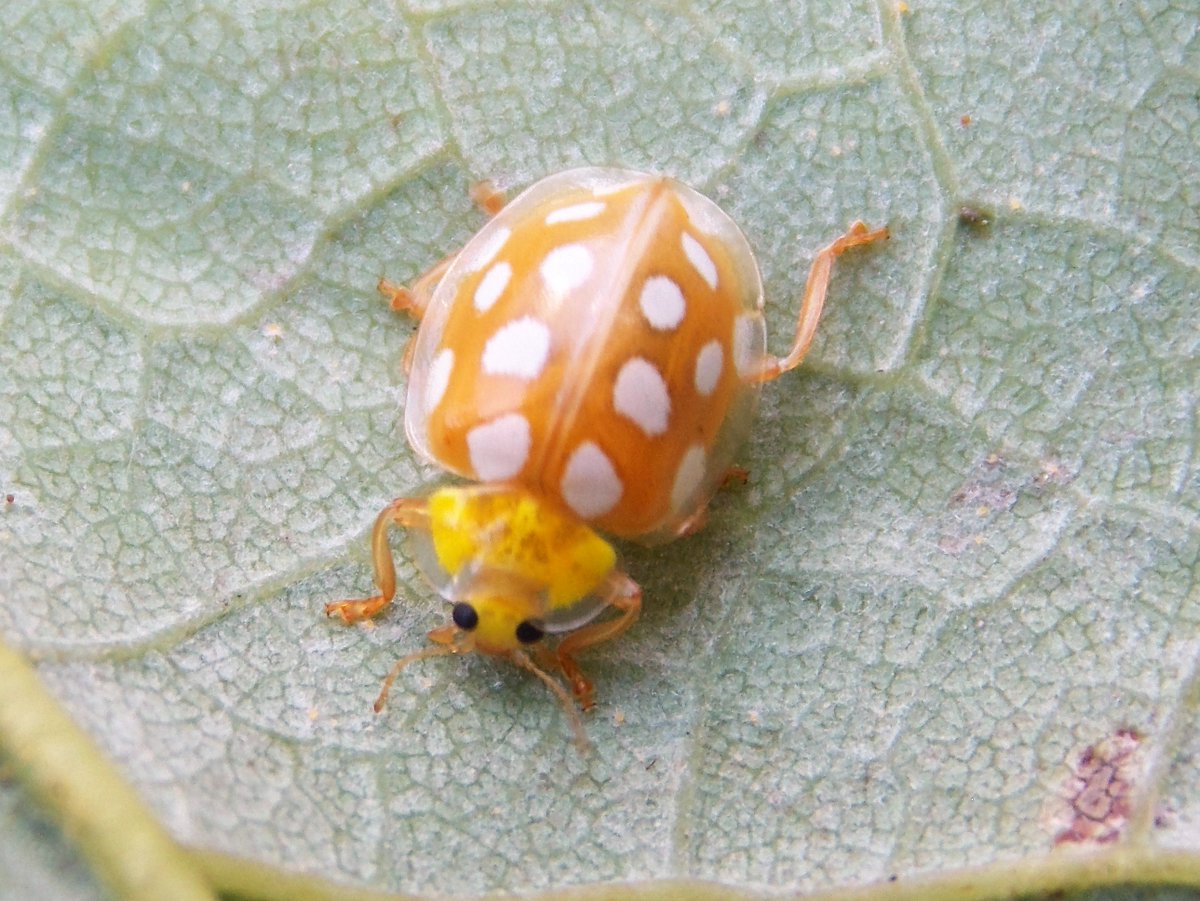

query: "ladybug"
left=328, top=167, right=887, bottom=748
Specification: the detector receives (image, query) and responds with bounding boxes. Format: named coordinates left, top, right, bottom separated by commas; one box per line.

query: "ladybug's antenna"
left=374, top=643, right=466, bottom=713
left=512, top=651, right=590, bottom=755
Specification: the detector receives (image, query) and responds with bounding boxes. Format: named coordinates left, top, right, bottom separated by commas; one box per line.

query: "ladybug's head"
left=444, top=568, right=547, bottom=656
left=372, top=565, right=589, bottom=752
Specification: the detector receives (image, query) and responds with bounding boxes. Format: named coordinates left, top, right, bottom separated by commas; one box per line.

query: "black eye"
left=452, top=602, right=478, bottom=631
left=515, top=620, right=544, bottom=644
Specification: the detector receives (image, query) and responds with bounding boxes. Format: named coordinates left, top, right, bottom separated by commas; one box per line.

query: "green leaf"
left=0, top=639, right=216, bottom=901
left=1, top=0, right=1197, bottom=899
left=0, top=780, right=109, bottom=901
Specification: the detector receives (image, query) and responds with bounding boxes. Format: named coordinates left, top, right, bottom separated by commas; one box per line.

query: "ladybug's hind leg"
left=757, top=221, right=889, bottom=383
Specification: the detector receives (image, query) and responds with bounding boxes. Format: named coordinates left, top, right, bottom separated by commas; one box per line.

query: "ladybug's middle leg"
left=378, top=249, right=456, bottom=323
left=380, top=179, right=509, bottom=370
left=469, top=179, right=508, bottom=217
left=379, top=252, right=457, bottom=372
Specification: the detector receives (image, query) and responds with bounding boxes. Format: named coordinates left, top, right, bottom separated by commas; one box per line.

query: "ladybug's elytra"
left=327, top=168, right=887, bottom=749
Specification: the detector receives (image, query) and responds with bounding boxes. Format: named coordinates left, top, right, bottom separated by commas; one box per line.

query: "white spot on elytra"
left=639, top=276, right=685, bottom=330
left=467, top=413, right=531, bottom=481
left=561, top=442, right=623, bottom=519
left=671, top=444, right=707, bottom=513
left=733, top=314, right=762, bottom=377
left=546, top=201, right=605, bottom=224
left=425, top=348, right=454, bottom=412
left=467, top=226, right=511, bottom=272
left=474, top=261, right=511, bottom=313
left=540, top=244, right=593, bottom=295
left=612, top=357, right=670, bottom=437
left=593, top=179, right=636, bottom=197
left=481, top=317, right=551, bottom=380
left=694, top=340, right=723, bottom=396
left=682, top=232, right=718, bottom=290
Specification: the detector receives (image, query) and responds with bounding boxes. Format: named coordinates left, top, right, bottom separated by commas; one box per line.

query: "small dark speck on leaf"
left=1033, top=457, right=1074, bottom=488
left=957, top=204, right=993, bottom=230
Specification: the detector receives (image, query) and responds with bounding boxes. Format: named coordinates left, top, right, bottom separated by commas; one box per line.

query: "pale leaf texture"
left=1, top=0, right=1197, bottom=899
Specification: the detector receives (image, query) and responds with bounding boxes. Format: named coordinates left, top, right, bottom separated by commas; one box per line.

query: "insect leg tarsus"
left=325, top=497, right=431, bottom=624
left=555, top=572, right=643, bottom=710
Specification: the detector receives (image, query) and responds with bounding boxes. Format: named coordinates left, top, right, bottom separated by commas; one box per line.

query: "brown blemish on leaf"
left=949, top=451, right=1018, bottom=512
left=938, top=450, right=1082, bottom=556
left=1048, top=728, right=1143, bottom=846
left=938, top=452, right=1020, bottom=554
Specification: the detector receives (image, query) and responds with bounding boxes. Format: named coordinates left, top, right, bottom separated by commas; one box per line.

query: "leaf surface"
left=1, top=0, right=1197, bottom=898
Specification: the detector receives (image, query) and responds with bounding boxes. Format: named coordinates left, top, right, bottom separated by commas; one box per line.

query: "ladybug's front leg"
left=555, top=571, right=642, bottom=710
left=326, top=497, right=430, bottom=624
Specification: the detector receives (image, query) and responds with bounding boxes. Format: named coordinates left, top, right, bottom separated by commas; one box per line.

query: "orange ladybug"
left=328, top=168, right=887, bottom=749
